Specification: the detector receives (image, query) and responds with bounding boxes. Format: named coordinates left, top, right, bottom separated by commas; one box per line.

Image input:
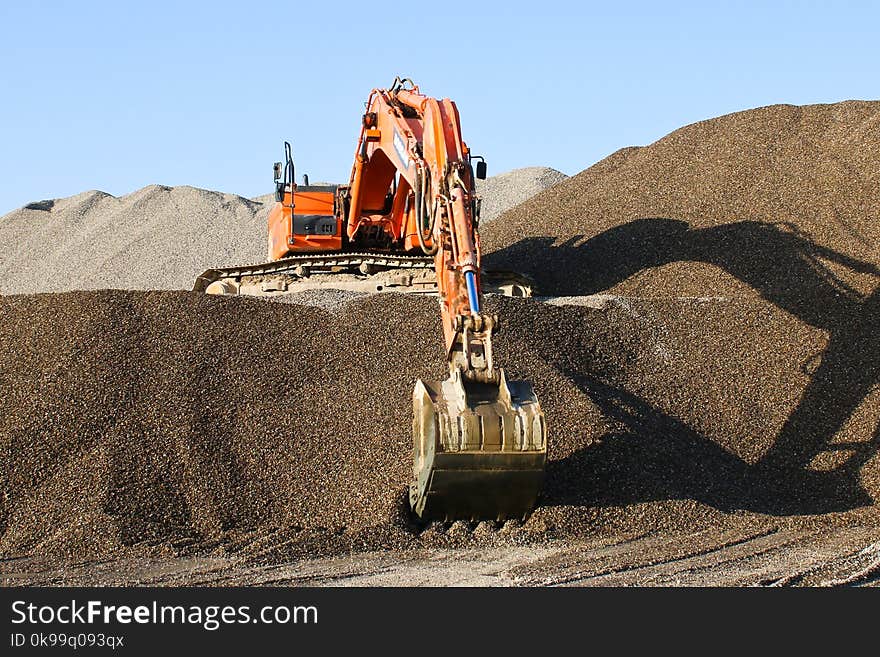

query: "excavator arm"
left=346, top=78, right=486, bottom=357
left=346, top=78, right=546, bottom=521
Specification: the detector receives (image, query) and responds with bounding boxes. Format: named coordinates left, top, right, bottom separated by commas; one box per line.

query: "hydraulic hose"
left=414, top=171, right=438, bottom=256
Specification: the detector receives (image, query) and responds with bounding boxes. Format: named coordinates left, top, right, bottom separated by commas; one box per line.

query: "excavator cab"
left=268, top=142, right=343, bottom=260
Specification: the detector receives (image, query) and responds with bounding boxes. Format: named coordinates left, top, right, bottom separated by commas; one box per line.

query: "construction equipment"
left=194, top=78, right=546, bottom=521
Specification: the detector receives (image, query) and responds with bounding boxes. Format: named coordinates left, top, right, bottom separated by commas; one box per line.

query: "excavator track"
left=193, top=252, right=534, bottom=298
left=193, top=252, right=434, bottom=293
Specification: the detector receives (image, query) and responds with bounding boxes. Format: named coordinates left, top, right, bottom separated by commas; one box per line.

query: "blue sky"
left=0, top=1, right=877, bottom=214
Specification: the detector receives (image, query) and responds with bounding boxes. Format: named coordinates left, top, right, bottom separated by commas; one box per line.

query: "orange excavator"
left=194, top=78, right=546, bottom=521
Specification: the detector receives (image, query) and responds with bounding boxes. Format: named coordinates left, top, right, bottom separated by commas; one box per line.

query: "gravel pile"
left=0, top=168, right=561, bottom=295
left=1, top=100, right=878, bottom=566
left=1, top=289, right=877, bottom=563
left=475, top=167, right=567, bottom=224
left=0, top=186, right=269, bottom=294
left=0, top=291, right=436, bottom=562
left=483, top=101, right=880, bottom=297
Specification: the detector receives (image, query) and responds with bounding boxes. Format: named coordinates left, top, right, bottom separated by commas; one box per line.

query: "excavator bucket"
left=410, top=369, right=546, bottom=522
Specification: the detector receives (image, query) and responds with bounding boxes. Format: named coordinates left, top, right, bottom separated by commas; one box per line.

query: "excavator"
left=193, top=78, right=546, bottom=521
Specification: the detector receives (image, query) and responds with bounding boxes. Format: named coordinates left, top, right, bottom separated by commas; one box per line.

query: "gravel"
left=482, top=101, right=880, bottom=297
left=1, top=289, right=876, bottom=564
left=1, top=100, right=878, bottom=567
left=0, top=186, right=270, bottom=294
left=475, top=167, right=567, bottom=224
left=268, top=289, right=367, bottom=313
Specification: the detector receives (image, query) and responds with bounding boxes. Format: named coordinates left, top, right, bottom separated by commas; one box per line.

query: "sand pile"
left=0, top=169, right=561, bottom=295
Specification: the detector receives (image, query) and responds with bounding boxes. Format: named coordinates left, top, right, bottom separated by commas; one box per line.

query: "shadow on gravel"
left=488, top=219, right=880, bottom=515
left=545, top=376, right=877, bottom=515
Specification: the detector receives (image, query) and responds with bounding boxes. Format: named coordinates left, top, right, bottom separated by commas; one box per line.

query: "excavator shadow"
left=544, top=375, right=878, bottom=515
left=486, top=217, right=880, bottom=516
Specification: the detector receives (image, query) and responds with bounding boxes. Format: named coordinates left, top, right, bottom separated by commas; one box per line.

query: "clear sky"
left=1, top=0, right=877, bottom=214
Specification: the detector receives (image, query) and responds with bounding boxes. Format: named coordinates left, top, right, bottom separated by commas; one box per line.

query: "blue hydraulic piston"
left=465, top=270, right=480, bottom=314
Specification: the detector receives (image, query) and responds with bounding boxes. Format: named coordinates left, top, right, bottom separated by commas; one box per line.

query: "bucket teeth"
left=410, top=369, right=546, bottom=522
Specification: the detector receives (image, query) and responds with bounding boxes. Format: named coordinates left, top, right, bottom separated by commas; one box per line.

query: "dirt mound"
left=1, top=290, right=877, bottom=564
